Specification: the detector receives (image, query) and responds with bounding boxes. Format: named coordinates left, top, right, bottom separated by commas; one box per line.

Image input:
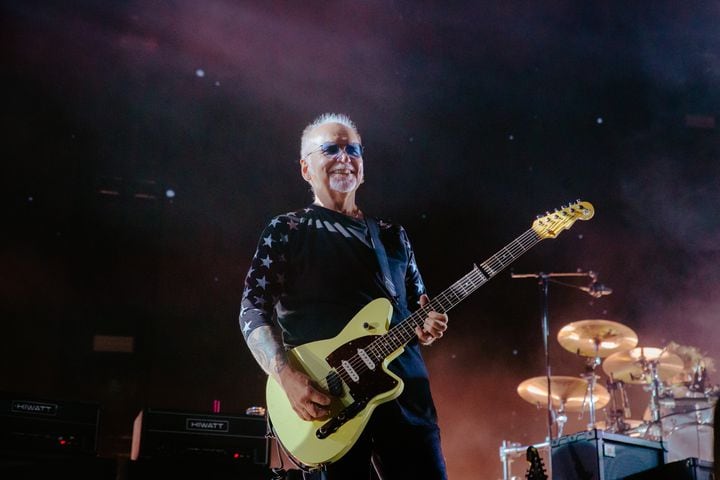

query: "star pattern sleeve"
left=239, top=215, right=290, bottom=341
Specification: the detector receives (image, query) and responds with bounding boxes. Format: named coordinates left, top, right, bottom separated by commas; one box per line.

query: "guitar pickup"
left=316, top=400, right=366, bottom=440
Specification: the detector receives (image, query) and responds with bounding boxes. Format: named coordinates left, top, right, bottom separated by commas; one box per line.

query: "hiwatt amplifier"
left=624, top=457, right=715, bottom=480
left=0, top=392, right=100, bottom=456
left=130, top=409, right=269, bottom=465
left=551, top=429, right=664, bottom=480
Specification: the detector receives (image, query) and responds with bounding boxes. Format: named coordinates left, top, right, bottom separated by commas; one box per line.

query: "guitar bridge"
left=315, top=400, right=366, bottom=439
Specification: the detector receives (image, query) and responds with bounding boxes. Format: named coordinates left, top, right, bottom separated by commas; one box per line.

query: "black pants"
left=302, top=403, right=447, bottom=480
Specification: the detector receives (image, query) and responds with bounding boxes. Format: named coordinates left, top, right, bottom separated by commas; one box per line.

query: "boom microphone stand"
left=511, top=270, right=603, bottom=474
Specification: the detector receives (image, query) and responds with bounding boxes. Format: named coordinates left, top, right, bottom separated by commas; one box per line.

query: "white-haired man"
left=240, top=113, right=448, bottom=479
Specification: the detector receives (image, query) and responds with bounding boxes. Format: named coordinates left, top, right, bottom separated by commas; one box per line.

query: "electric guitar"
left=266, top=201, right=595, bottom=467
left=526, top=446, right=548, bottom=480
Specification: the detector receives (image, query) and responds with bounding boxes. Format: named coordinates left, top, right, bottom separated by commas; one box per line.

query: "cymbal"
left=602, top=347, right=685, bottom=384
left=557, top=319, right=638, bottom=357
left=517, top=376, right=610, bottom=412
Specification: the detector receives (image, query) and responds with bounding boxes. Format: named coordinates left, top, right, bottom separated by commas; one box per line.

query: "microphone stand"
left=511, top=270, right=597, bottom=475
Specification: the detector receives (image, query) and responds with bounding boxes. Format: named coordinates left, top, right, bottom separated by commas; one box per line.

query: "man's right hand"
left=278, top=365, right=332, bottom=421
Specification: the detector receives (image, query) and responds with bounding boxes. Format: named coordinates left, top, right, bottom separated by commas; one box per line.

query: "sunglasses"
left=309, top=142, right=364, bottom=159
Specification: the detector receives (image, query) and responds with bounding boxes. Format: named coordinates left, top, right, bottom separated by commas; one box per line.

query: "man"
left=240, top=113, right=448, bottom=479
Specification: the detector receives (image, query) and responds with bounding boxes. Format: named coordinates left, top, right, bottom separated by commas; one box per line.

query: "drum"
left=658, top=396, right=716, bottom=462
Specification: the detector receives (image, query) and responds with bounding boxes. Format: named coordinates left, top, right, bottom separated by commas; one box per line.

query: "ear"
left=300, top=158, right=311, bottom=182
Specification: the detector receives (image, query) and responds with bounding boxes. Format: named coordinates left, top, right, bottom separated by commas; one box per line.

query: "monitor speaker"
left=551, top=429, right=664, bottom=479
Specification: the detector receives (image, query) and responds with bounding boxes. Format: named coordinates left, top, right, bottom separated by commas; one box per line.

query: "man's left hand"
left=415, top=294, right=449, bottom=346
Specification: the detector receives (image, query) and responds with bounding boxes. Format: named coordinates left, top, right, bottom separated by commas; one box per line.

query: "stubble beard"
left=329, top=173, right=358, bottom=193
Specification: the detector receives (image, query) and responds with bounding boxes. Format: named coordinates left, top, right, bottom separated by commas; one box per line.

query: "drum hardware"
left=511, top=270, right=609, bottom=457
left=657, top=396, right=716, bottom=462
left=603, top=347, right=685, bottom=441
left=602, top=347, right=684, bottom=386
left=604, top=374, right=634, bottom=434
left=557, top=318, right=638, bottom=429
left=644, top=355, right=665, bottom=441
left=578, top=371, right=601, bottom=430
left=517, top=376, right=610, bottom=437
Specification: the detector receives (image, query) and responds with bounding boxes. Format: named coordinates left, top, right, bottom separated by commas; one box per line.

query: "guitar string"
left=337, top=227, right=544, bottom=379
left=340, top=226, right=545, bottom=376
left=335, top=212, right=580, bottom=385
left=324, top=209, right=589, bottom=402
left=360, top=226, right=544, bottom=366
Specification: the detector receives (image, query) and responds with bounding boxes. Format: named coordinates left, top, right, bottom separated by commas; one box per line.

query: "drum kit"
left=515, top=318, right=718, bottom=463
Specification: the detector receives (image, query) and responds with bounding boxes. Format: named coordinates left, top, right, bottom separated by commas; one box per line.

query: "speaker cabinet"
left=551, top=429, right=664, bottom=479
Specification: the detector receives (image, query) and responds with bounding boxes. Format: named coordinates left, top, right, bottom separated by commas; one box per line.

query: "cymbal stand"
left=640, top=352, right=663, bottom=440
left=580, top=339, right=606, bottom=429
left=605, top=373, right=632, bottom=433
left=553, top=402, right=568, bottom=437
left=579, top=347, right=602, bottom=430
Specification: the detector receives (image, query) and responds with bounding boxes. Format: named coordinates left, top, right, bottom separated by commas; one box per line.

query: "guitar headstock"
left=525, top=446, right=548, bottom=480
left=532, top=200, right=594, bottom=240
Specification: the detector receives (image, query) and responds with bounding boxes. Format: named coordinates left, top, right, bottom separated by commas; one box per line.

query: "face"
left=300, top=123, right=364, bottom=198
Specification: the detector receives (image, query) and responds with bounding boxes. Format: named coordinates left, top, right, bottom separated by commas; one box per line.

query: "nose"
left=335, top=149, right=351, bottom=163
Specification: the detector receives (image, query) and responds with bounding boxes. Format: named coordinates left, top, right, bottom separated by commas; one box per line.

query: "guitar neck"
left=373, top=228, right=543, bottom=353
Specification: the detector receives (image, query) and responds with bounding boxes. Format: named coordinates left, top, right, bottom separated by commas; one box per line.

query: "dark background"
left=2, top=1, right=719, bottom=478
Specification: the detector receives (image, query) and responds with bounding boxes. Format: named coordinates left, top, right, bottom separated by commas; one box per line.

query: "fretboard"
left=367, top=227, right=542, bottom=357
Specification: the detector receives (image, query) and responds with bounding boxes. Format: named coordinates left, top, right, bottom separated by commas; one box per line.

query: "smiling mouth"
left=329, top=169, right=355, bottom=175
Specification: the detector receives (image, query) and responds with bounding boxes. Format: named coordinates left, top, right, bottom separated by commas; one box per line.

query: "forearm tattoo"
left=246, top=325, right=288, bottom=379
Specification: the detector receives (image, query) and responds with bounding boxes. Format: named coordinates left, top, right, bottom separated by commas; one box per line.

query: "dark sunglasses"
left=312, top=142, right=364, bottom=159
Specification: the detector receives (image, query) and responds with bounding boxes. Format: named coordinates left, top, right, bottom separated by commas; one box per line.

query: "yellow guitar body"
left=266, top=298, right=405, bottom=467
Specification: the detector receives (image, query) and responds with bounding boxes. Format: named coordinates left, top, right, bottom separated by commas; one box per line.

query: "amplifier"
left=551, top=429, right=664, bottom=480
left=131, top=409, right=269, bottom=465
left=0, top=392, right=99, bottom=455
left=624, top=457, right=715, bottom=480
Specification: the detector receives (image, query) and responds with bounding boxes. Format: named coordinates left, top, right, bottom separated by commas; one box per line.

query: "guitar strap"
left=365, top=217, right=399, bottom=305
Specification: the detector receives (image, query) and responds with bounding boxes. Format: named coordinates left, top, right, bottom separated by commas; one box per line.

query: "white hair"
left=300, top=113, right=359, bottom=158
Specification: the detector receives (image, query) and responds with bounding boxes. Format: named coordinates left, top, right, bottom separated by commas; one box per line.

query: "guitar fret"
left=369, top=228, right=547, bottom=366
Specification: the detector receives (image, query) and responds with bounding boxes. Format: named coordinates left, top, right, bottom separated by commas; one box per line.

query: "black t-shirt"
left=241, top=204, right=437, bottom=426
